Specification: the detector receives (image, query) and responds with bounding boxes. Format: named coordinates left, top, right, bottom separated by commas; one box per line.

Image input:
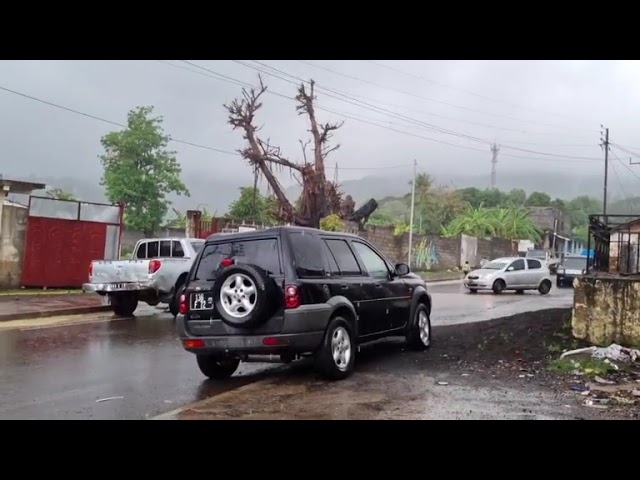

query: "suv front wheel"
left=315, top=316, right=356, bottom=380
left=406, top=302, right=432, bottom=350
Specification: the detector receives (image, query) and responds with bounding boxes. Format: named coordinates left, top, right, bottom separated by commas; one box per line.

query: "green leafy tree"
left=443, top=205, right=541, bottom=242
left=99, top=106, right=189, bottom=237
left=227, top=186, right=277, bottom=224
left=525, top=191, right=551, bottom=206
left=45, top=187, right=75, bottom=201
left=505, top=188, right=526, bottom=207
left=319, top=214, right=343, bottom=231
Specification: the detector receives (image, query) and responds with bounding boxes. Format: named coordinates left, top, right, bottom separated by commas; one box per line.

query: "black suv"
left=177, top=226, right=432, bottom=380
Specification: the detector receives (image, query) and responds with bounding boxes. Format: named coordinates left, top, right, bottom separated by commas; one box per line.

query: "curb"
left=424, top=277, right=462, bottom=283
left=0, top=305, right=112, bottom=323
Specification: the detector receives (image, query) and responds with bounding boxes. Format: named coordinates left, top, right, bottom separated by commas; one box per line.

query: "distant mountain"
left=7, top=169, right=630, bottom=218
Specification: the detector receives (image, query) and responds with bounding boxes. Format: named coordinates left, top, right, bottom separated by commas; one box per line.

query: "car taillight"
left=88, top=262, right=93, bottom=277
left=284, top=285, right=301, bottom=309
left=149, top=259, right=162, bottom=274
left=221, top=258, right=234, bottom=267
left=179, top=293, right=188, bottom=315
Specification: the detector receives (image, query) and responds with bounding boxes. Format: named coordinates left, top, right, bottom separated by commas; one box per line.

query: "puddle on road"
left=170, top=372, right=573, bottom=420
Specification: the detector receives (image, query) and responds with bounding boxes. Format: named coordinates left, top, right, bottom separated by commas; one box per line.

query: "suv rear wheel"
left=315, top=316, right=356, bottom=380
left=196, top=355, right=240, bottom=380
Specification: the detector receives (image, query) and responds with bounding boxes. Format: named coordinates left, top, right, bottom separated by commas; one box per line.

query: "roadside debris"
left=561, top=344, right=640, bottom=363
left=96, top=396, right=124, bottom=403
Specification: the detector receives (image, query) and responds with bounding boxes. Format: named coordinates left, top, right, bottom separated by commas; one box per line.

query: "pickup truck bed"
left=83, top=237, right=204, bottom=317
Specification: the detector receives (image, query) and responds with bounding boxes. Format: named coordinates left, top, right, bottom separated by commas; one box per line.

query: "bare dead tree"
left=224, top=75, right=376, bottom=228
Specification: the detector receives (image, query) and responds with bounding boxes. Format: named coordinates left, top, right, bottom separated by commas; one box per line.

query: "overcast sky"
left=1, top=60, right=639, bottom=191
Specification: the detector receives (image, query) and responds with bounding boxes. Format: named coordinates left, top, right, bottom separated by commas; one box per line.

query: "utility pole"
left=600, top=126, right=609, bottom=216
left=408, top=159, right=417, bottom=268
left=490, top=143, right=499, bottom=188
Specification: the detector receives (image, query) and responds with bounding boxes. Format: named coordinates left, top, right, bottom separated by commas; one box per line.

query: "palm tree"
left=443, top=205, right=541, bottom=241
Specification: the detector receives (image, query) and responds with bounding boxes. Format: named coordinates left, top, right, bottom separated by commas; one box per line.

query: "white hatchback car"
left=463, top=256, right=552, bottom=295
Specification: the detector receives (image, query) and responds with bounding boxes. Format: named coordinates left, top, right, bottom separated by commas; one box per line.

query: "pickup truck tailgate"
left=90, top=260, right=150, bottom=284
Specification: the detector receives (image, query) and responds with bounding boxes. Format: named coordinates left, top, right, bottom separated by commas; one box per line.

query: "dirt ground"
left=158, top=308, right=640, bottom=420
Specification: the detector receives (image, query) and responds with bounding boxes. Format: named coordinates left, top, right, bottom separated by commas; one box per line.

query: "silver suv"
left=463, top=257, right=552, bottom=295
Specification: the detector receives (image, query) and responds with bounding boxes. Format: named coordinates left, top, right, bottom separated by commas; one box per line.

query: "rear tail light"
left=149, top=259, right=162, bottom=274
left=284, top=285, right=301, bottom=309
left=179, top=293, right=187, bottom=315
left=88, top=262, right=93, bottom=277
left=221, top=258, right=234, bottom=267
left=183, top=339, right=205, bottom=348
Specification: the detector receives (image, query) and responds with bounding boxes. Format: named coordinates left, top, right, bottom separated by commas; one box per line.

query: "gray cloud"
left=0, top=60, right=636, bottom=208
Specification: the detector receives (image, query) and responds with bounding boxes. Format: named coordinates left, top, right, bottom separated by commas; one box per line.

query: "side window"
left=159, top=240, right=171, bottom=257
left=526, top=259, right=542, bottom=269
left=351, top=241, right=390, bottom=279
left=135, top=242, right=147, bottom=259
left=289, top=232, right=326, bottom=278
left=324, top=239, right=361, bottom=276
left=322, top=241, right=340, bottom=275
left=172, top=241, right=185, bottom=258
left=510, top=259, right=526, bottom=271
left=146, top=241, right=159, bottom=258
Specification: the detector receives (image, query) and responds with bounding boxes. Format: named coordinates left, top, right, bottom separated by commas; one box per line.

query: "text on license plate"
left=191, top=292, right=213, bottom=310
left=112, top=283, right=128, bottom=289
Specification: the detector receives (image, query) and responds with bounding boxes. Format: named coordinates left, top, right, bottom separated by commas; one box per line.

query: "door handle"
left=340, top=284, right=349, bottom=290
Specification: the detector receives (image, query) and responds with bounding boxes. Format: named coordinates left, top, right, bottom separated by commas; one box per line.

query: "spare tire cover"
left=213, top=263, right=276, bottom=328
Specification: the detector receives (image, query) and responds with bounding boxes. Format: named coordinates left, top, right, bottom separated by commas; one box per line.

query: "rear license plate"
left=112, top=283, right=128, bottom=290
left=191, top=292, right=213, bottom=310
left=467, top=283, right=477, bottom=286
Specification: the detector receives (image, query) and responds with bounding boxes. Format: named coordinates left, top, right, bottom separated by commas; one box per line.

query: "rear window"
left=194, top=238, right=281, bottom=281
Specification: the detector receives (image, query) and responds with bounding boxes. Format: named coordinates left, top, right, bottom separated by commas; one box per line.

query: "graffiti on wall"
left=413, top=238, right=439, bottom=270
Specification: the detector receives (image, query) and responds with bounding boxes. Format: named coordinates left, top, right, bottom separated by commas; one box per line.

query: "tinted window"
left=322, top=241, right=340, bottom=275
left=526, top=259, right=542, bottom=269
left=324, top=239, right=361, bottom=276
left=351, top=241, right=389, bottom=279
left=147, top=241, right=159, bottom=258
left=172, top=241, right=184, bottom=258
left=159, top=240, right=171, bottom=257
left=194, top=239, right=281, bottom=281
left=135, top=242, right=147, bottom=259
left=289, top=232, right=325, bottom=278
left=510, top=259, right=526, bottom=271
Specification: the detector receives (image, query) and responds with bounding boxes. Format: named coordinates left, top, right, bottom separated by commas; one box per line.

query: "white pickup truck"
left=83, top=237, right=204, bottom=317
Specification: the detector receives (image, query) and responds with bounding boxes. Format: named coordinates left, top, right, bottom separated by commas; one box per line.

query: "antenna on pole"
left=490, top=143, right=500, bottom=188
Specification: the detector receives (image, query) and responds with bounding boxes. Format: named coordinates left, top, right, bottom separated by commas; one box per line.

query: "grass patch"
left=549, top=357, right=616, bottom=377
left=420, top=270, right=461, bottom=281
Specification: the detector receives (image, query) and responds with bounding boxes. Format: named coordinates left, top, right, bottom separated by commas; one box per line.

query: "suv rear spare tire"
left=213, top=263, right=276, bottom=329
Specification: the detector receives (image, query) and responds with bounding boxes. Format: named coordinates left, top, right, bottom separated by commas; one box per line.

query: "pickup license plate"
left=112, top=283, right=128, bottom=290
left=191, top=292, right=213, bottom=310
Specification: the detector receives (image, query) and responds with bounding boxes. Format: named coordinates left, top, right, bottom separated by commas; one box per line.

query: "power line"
left=295, top=60, right=597, bottom=133
left=0, top=83, right=415, bottom=173
left=0, top=85, right=241, bottom=156
left=363, top=60, right=594, bottom=126
left=160, top=60, right=602, bottom=165
left=235, top=60, right=602, bottom=161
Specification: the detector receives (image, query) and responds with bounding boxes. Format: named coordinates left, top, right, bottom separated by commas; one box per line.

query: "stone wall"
left=0, top=205, right=28, bottom=289
left=573, top=275, right=640, bottom=346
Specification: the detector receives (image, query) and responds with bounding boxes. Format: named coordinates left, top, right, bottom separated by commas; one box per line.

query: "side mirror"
left=507, top=266, right=515, bottom=271
left=395, top=263, right=410, bottom=276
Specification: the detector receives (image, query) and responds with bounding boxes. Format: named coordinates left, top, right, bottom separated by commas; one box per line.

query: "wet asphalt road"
left=0, top=283, right=574, bottom=420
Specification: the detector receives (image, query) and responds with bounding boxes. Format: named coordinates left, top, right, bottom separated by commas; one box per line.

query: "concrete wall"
left=573, top=275, right=640, bottom=346
left=0, top=205, right=28, bottom=289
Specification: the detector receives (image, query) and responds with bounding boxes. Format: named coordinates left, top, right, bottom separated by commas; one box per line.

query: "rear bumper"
left=82, top=282, right=154, bottom=293
left=178, top=304, right=332, bottom=356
